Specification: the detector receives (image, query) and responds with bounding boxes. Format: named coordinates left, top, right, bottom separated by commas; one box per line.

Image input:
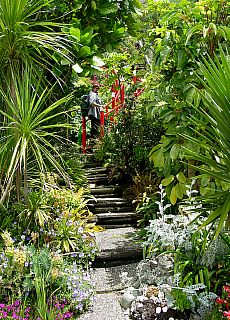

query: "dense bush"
left=95, top=97, right=163, bottom=181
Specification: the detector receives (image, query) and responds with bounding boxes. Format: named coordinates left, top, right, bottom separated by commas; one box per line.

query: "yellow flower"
left=51, top=268, right=59, bottom=279
left=51, top=252, right=62, bottom=265
left=1, top=231, right=14, bottom=247
left=14, top=249, right=26, bottom=266
left=31, top=232, right=39, bottom=242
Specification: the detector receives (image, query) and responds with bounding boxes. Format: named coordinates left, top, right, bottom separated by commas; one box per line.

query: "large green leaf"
left=162, top=175, right=174, bottom=186
left=78, top=46, right=91, bottom=57
left=98, top=3, right=118, bottom=15
left=170, top=186, right=177, bottom=205
left=170, top=144, right=180, bottom=160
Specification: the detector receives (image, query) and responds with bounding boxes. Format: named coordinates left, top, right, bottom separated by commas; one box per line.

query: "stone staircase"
left=80, top=155, right=142, bottom=320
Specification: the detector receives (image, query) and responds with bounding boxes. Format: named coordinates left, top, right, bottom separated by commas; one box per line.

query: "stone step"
left=99, top=223, right=137, bottom=230
left=87, top=175, right=109, bottom=184
left=93, top=205, right=133, bottom=213
left=80, top=153, right=95, bottom=159
left=89, top=198, right=129, bottom=206
left=90, top=186, right=118, bottom=195
left=97, top=212, right=137, bottom=219
left=96, top=212, right=138, bottom=226
left=91, top=193, right=118, bottom=198
left=87, top=173, right=108, bottom=179
left=95, top=227, right=143, bottom=263
left=83, top=162, right=100, bottom=169
left=86, top=172, right=108, bottom=180
left=85, top=167, right=108, bottom=174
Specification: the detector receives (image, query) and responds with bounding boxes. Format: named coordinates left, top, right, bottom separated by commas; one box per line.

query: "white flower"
left=155, top=306, right=161, bottom=313
left=162, top=306, right=168, bottom=312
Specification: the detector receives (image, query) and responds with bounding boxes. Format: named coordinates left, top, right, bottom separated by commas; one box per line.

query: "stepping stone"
left=95, top=227, right=142, bottom=262
left=79, top=292, right=125, bottom=320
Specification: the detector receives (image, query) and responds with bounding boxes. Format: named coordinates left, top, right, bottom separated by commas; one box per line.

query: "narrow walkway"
left=79, top=155, right=142, bottom=320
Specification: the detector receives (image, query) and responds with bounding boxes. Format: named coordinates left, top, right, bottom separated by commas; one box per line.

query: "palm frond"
left=185, top=46, right=230, bottom=237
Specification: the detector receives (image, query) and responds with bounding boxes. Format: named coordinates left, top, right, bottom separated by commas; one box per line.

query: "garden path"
left=79, top=154, right=142, bottom=320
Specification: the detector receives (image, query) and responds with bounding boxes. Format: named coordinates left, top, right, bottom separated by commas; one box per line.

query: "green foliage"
left=47, top=0, right=143, bottom=75
left=171, top=288, right=191, bottom=312
left=132, top=0, right=230, bottom=208
left=0, top=187, right=99, bottom=265
left=95, top=97, right=162, bottom=179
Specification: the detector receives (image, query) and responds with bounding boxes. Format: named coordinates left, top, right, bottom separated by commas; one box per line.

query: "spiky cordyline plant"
left=184, top=46, right=230, bottom=238
left=0, top=0, right=74, bottom=82
left=0, top=68, right=73, bottom=204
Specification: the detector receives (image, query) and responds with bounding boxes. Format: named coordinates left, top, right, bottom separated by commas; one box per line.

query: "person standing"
left=88, top=83, right=102, bottom=138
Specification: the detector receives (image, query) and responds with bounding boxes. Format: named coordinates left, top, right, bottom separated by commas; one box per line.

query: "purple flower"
left=13, top=300, right=20, bottom=307
left=78, top=227, right=84, bottom=233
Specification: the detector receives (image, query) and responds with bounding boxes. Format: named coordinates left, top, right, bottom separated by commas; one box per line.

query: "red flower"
left=224, top=286, right=230, bottom=293
left=216, top=297, right=224, bottom=304
left=223, top=311, right=230, bottom=317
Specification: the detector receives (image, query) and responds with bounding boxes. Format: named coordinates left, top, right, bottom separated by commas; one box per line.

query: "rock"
left=190, top=313, right=201, bottom=320
left=157, top=255, right=174, bottom=271
left=121, top=291, right=136, bottom=309
left=130, top=287, right=141, bottom=298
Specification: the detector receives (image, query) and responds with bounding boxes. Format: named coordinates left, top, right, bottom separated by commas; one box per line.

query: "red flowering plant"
left=215, top=285, right=230, bottom=319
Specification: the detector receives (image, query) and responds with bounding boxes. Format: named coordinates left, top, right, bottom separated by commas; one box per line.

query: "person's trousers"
left=90, top=116, right=101, bottom=138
